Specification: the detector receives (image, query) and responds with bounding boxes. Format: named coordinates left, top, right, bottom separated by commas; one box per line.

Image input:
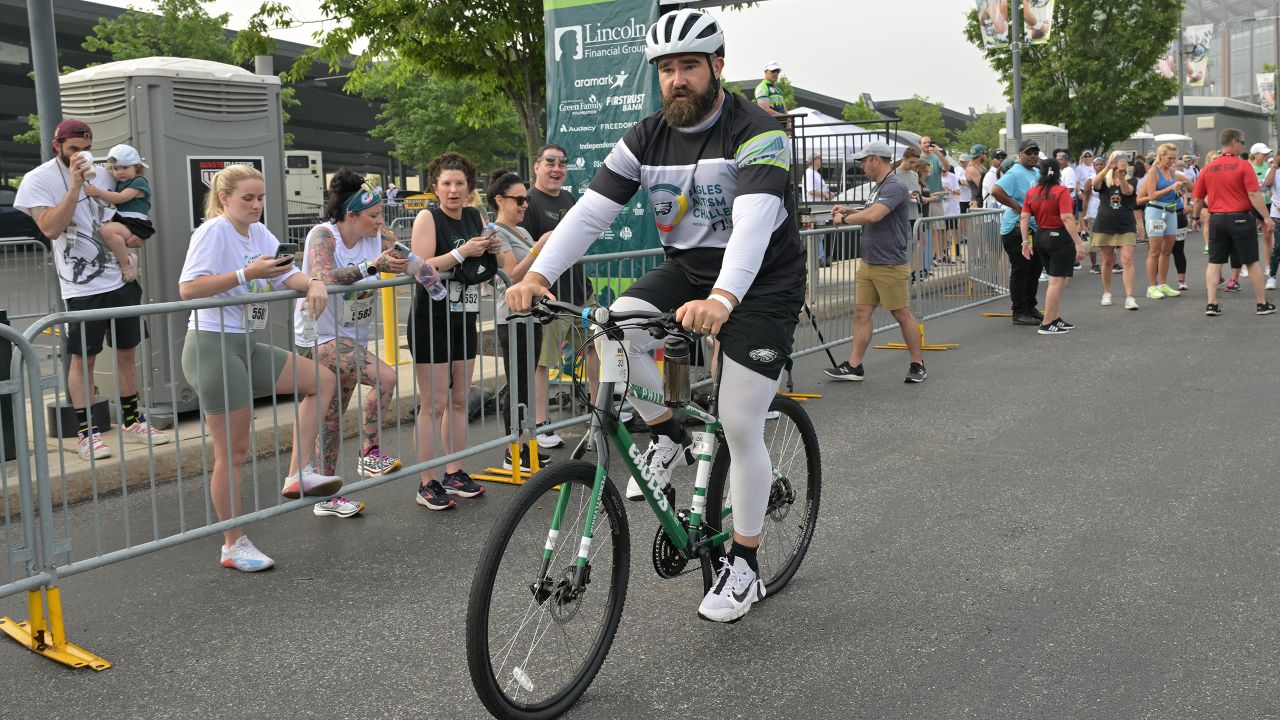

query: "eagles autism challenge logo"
left=649, top=183, right=688, bottom=233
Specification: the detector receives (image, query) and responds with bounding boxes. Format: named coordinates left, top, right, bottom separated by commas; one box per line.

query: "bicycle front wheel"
left=702, top=394, right=822, bottom=596
left=466, top=461, right=630, bottom=720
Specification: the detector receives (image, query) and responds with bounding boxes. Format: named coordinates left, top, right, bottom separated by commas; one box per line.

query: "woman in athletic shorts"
left=407, top=152, right=498, bottom=510
left=1021, top=158, right=1085, bottom=334
left=1139, top=143, right=1184, bottom=301
left=1090, top=150, right=1141, bottom=310
left=294, top=169, right=410, bottom=519
left=178, top=164, right=340, bottom=572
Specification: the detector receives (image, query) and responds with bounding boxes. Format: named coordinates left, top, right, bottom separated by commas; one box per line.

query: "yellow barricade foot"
left=1, top=587, right=110, bottom=671
left=874, top=324, right=958, bottom=352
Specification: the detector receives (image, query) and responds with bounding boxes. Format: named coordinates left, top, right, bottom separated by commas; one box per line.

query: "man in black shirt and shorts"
left=507, top=9, right=805, bottom=623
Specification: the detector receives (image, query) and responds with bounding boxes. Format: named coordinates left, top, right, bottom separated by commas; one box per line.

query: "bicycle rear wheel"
left=467, top=461, right=630, bottom=720
left=701, top=394, right=821, bottom=595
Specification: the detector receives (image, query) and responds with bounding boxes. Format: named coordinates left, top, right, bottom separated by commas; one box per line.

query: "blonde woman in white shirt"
left=178, top=165, right=339, bottom=572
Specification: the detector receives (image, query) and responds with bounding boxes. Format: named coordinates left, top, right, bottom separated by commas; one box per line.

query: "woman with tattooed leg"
left=294, top=169, right=408, bottom=518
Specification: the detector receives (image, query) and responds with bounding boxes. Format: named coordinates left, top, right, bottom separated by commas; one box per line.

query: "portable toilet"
left=1153, top=133, right=1195, bottom=157
left=1112, top=131, right=1155, bottom=160
left=999, top=123, right=1069, bottom=156
left=58, top=56, right=289, bottom=419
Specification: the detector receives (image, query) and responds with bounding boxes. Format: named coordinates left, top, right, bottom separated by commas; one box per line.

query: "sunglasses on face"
left=497, top=194, right=529, bottom=205
left=541, top=157, right=568, bottom=166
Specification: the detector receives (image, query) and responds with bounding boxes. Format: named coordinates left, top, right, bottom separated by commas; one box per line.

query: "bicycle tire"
left=701, top=394, right=822, bottom=596
left=466, top=461, right=630, bottom=720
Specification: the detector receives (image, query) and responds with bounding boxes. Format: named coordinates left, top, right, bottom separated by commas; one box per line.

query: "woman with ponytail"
left=1020, top=158, right=1085, bottom=334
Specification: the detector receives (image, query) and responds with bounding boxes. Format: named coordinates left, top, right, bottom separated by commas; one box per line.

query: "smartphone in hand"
left=275, top=243, right=299, bottom=265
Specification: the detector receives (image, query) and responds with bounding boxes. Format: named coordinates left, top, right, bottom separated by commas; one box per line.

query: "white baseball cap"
left=107, top=143, right=148, bottom=168
left=1250, top=142, right=1273, bottom=155
left=764, top=62, right=782, bottom=71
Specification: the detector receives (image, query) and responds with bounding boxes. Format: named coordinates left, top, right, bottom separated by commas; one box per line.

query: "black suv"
left=0, top=187, right=50, bottom=247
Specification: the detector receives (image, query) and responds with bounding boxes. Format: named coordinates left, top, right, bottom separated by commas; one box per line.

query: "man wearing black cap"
left=13, top=119, right=168, bottom=461
left=990, top=140, right=1044, bottom=324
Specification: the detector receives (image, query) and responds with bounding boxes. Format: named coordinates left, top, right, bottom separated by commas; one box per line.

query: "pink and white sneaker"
left=76, top=432, right=112, bottom=461
left=220, top=536, right=274, bottom=572
left=357, top=447, right=401, bottom=477
left=281, top=466, right=344, bottom=499
left=121, top=419, right=171, bottom=446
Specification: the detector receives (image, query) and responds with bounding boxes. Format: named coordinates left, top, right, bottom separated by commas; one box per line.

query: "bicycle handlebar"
left=524, top=297, right=687, bottom=338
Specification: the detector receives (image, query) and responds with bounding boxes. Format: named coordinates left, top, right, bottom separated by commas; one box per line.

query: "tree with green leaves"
left=896, top=95, right=949, bottom=144
left=347, top=60, right=524, bottom=174
left=964, top=0, right=1179, bottom=155
left=952, top=109, right=1005, bottom=155
left=842, top=96, right=880, bottom=124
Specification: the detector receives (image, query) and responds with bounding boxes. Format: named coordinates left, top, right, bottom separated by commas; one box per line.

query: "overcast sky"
left=92, top=0, right=1009, bottom=112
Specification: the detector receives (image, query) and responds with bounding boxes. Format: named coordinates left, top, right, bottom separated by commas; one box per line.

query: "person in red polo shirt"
left=1191, top=128, right=1276, bottom=315
left=1021, top=158, right=1086, bottom=334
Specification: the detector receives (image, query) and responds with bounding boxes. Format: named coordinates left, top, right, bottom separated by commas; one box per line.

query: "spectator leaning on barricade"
left=1138, top=143, right=1186, bottom=301
left=755, top=62, right=788, bottom=120
left=991, top=139, right=1044, bottom=325
left=1021, top=158, right=1085, bottom=335
left=803, top=151, right=835, bottom=267
left=521, top=144, right=604, bottom=449
left=1191, top=128, right=1276, bottom=316
left=1090, top=150, right=1141, bottom=310
left=178, top=164, right=340, bottom=572
left=825, top=141, right=927, bottom=384
left=294, top=169, right=410, bottom=520
left=13, top=119, right=170, bottom=461
left=487, top=168, right=553, bottom=473
left=408, top=151, right=496, bottom=510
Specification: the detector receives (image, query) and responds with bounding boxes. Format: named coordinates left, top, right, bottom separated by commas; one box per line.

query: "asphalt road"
left=5, top=240, right=1280, bottom=719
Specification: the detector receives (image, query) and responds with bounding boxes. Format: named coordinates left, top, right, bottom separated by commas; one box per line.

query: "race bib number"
left=597, top=339, right=627, bottom=383
left=246, top=303, right=267, bottom=331
left=1176, top=228, right=1188, bottom=241
left=1149, top=218, right=1167, bottom=234
left=448, top=281, right=480, bottom=313
left=342, top=296, right=375, bottom=327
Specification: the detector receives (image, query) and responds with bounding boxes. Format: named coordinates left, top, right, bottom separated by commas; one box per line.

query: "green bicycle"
left=466, top=299, right=822, bottom=719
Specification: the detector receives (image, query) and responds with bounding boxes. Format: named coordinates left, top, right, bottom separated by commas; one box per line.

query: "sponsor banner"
left=1259, top=73, right=1275, bottom=112
left=975, top=0, right=1055, bottom=48
left=187, top=156, right=265, bottom=230
left=545, top=0, right=662, bottom=268
left=1184, top=24, right=1212, bottom=88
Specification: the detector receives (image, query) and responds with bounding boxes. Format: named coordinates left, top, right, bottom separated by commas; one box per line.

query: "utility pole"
left=1178, top=16, right=1185, bottom=136
left=1010, top=0, right=1023, bottom=146
left=26, top=0, right=63, bottom=160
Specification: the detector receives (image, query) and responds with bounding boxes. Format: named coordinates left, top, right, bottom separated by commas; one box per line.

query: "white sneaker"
left=313, top=496, right=365, bottom=518
left=697, top=556, right=765, bottom=623
left=281, top=466, right=344, bottom=499
left=1039, top=271, right=1049, bottom=282
left=536, top=430, right=565, bottom=449
left=1242, top=266, right=1250, bottom=278
left=76, top=432, right=112, bottom=461
left=121, top=419, right=171, bottom=446
left=1124, top=296, right=1139, bottom=310
left=220, top=535, right=274, bottom=572
left=1100, top=293, right=1113, bottom=307
left=1267, top=277, right=1277, bottom=290
left=625, top=433, right=693, bottom=501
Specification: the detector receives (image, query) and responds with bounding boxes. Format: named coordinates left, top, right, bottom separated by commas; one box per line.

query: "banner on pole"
left=1184, top=24, right=1212, bottom=88
left=1259, top=73, right=1275, bottom=111
left=544, top=0, right=663, bottom=270
left=975, top=0, right=1055, bottom=48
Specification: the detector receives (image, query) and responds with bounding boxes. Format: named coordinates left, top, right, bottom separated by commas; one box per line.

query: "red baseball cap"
left=53, top=119, right=92, bottom=142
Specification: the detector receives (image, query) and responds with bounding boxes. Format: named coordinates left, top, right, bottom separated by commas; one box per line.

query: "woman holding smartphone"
left=179, top=164, right=340, bottom=572
left=294, top=169, right=410, bottom=519
left=1090, top=150, right=1141, bottom=310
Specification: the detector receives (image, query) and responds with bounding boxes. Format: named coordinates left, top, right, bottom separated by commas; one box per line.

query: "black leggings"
left=1172, top=240, right=1187, bottom=275
left=497, top=321, right=543, bottom=436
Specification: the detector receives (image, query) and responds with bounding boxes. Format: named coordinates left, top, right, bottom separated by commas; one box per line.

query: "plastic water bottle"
left=406, top=253, right=447, bottom=300
left=300, top=310, right=318, bottom=342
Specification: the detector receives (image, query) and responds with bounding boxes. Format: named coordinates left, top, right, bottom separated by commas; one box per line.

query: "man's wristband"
left=707, top=294, right=734, bottom=313
left=450, top=249, right=465, bottom=264
left=235, top=268, right=247, bottom=285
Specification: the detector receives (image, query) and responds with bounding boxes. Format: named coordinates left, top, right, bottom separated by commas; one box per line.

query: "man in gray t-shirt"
left=825, top=141, right=926, bottom=384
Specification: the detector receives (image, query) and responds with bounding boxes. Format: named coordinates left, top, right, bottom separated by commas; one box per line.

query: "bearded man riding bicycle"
left=506, top=8, right=807, bottom=623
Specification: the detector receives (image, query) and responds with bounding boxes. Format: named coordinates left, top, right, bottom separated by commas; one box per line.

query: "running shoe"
left=1225, top=279, right=1241, bottom=292
left=1100, top=293, right=1113, bottom=307
left=1112, top=263, right=1123, bottom=272
left=415, top=480, right=456, bottom=510
left=1073, top=262, right=1082, bottom=270
left=220, top=536, right=274, bottom=572
left=1038, top=319, right=1070, bottom=335
left=1039, top=271, right=1049, bottom=282
left=76, top=432, right=112, bottom=461
left=1205, top=303, right=1222, bottom=316
left=281, top=466, right=344, bottom=499
left=1057, top=318, right=1076, bottom=329
left=1258, top=301, right=1277, bottom=315
left=357, top=447, right=401, bottom=477
left=313, top=496, right=365, bottom=518
left=1157, top=284, right=1181, bottom=298
left=536, top=429, right=565, bottom=449
left=121, top=419, right=171, bottom=446
left=904, top=362, right=927, bottom=384
left=1124, top=296, right=1139, bottom=310
left=441, top=470, right=485, bottom=498
left=1145, top=286, right=1164, bottom=300
left=697, top=556, right=764, bottom=623
left=1177, top=281, right=1189, bottom=291
left=503, top=448, right=552, bottom=473
left=1090, top=265, right=1102, bottom=274
left=626, top=433, right=693, bottom=501
left=1268, top=277, right=1278, bottom=290
left=823, top=361, right=865, bottom=382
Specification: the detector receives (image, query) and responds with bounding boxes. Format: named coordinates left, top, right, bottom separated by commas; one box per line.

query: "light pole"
left=1010, top=0, right=1023, bottom=146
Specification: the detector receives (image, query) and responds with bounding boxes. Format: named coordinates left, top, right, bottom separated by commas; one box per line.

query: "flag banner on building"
left=544, top=0, right=663, bottom=270
left=1259, top=73, right=1275, bottom=111
left=976, top=0, right=1055, bottom=48
left=1184, top=24, right=1212, bottom=88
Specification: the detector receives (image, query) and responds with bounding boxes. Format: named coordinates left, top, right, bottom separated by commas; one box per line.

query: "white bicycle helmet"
left=645, top=9, right=725, bottom=63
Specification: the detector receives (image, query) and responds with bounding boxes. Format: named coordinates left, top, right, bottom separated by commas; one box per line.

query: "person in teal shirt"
left=991, top=140, right=1044, bottom=325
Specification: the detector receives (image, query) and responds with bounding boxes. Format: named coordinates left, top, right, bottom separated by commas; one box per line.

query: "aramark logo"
left=573, top=71, right=629, bottom=89
left=553, top=18, right=650, bottom=61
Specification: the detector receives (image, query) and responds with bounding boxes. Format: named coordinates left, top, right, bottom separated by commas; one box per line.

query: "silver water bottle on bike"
left=662, top=336, right=691, bottom=408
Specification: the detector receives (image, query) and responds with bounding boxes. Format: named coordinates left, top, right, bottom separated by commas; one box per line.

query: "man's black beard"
left=661, top=77, right=721, bottom=129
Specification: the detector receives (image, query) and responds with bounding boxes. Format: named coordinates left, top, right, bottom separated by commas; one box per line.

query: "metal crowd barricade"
left=908, top=209, right=1009, bottom=326
left=0, top=237, right=57, bottom=324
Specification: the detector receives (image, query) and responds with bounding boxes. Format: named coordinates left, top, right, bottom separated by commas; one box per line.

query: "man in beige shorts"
left=826, top=141, right=926, bottom=384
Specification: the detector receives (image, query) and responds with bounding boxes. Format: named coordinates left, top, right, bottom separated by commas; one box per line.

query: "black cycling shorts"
left=1208, top=212, right=1259, bottom=266
left=622, top=260, right=805, bottom=380
left=1034, top=228, right=1075, bottom=278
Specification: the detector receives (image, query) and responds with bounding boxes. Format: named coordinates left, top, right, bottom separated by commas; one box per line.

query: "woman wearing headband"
left=293, top=168, right=410, bottom=519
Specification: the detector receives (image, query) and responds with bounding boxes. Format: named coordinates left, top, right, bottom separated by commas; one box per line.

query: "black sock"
left=650, top=417, right=687, bottom=445
left=120, top=394, right=140, bottom=426
left=75, top=407, right=90, bottom=438
left=731, top=543, right=759, bottom=573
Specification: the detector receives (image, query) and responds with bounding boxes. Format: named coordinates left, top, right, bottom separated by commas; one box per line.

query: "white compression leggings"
left=610, top=296, right=780, bottom=537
